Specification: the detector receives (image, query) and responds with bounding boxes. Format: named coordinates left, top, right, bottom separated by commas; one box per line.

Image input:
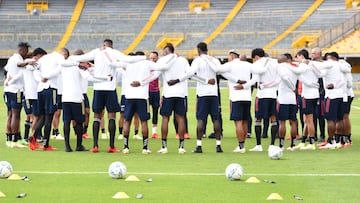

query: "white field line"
left=15, top=171, right=360, bottom=177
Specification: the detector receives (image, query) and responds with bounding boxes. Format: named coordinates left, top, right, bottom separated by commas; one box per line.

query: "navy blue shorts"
left=255, top=98, right=276, bottom=119
left=120, top=95, right=126, bottom=113
left=302, top=98, right=317, bottom=115
left=83, top=93, right=90, bottom=109
left=23, top=99, right=38, bottom=115
left=343, top=96, right=353, bottom=114
left=325, top=98, right=344, bottom=121
left=230, top=101, right=251, bottom=121
left=62, top=102, right=85, bottom=124
left=4, top=91, right=23, bottom=111
left=37, top=88, right=57, bottom=115
left=277, top=104, right=297, bottom=121
left=196, top=96, right=219, bottom=121
left=92, top=90, right=120, bottom=114
left=56, top=94, right=62, bottom=109
left=160, top=97, right=186, bottom=117
left=124, top=99, right=150, bottom=121
left=149, top=91, right=160, bottom=108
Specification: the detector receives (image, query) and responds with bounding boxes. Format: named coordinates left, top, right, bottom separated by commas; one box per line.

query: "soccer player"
left=61, top=49, right=112, bottom=152
left=248, top=48, right=280, bottom=152
left=70, top=39, right=144, bottom=153
left=51, top=64, right=65, bottom=141
left=4, top=42, right=35, bottom=148
left=275, top=54, right=300, bottom=150
left=305, top=52, right=348, bottom=149
left=111, top=51, right=171, bottom=154
left=148, top=51, right=161, bottom=139
left=29, top=48, right=70, bottom=151
left=168, top=42, right=225, bottom=153
left=310, top=47, right=326, bottom=142
left=117, top=52, right=141, bottom=140
left=221, top=49, right=255, bottom=153
left=293, top=49, right=323, bottom=150
left=149, top=44, right=190, bottom=154
left=339, top=59, right=354, bottom=146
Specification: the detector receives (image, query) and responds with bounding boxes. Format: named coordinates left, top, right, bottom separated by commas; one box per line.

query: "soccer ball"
left=225, top=163, right=243, bottom=180
left=268, top=146, right=283, bottom=160
left=108, top=161, right=127, bottom=179
left=0, top=161, right=13, bottom=178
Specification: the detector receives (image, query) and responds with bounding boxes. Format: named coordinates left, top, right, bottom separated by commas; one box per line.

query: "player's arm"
left=299, top=74, right=319, bottom=88
left=70, top=49, right=97, bottom=62
left=150, top=54, right=177, bottom=71
left=139, top=71, right=162, bottom=86
left=113, top=50, right=146, bottom=63
left=79, top=69, right=112, bottom=82
left=6, top=71, right=23, bottom=85
left=201, top=55, right=230, bottom=73
left=17, top=58, right=36, bottom=67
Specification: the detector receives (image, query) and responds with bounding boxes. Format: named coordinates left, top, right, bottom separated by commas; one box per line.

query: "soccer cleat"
left=249, top=145, right=263, bottom=152
left=317, top=141, right=328, bottom=147
left=293, top=142, right=305, bottom=149
left=142, top=149, right=152, bottom=154
left=216, top=145, right=223, bottom=153
left=118, top=134, right=124, bottom=140
left=178, top=148, right=186, bottom=154
left=286, top=146, right=296, bottom=151
left=65, top=147, right=73, bottom=152
left=82, top=133, right=90, bottom=139
left=90, top=146, right=99, bottom=153
left=152, top=133, right=159, bottom=139
left=184, top=133, right=190, bottom=139
left=53, top=134, right=65, bottom=140
left=107, top=147, right=120, bottom=153
left=122, top=148, right=130, bottom=154
left=247, top=133, right=252, bottom=138
left=344, top=142, right=352, bottom=147
left=175, top=134, right=179, bottom=139
left=133, top=134, right=143, bottom=140
left=101, top=133, right=108, bottom=139
left=29, top=139, right=40, bottom=151
left=157, top=147, right=168, bottom=154
left=233, top=146, right=246, bottom=153
left=76, top=145, right=88, bottom=152
left=319, top=143, right=335, bottom=150
left=300, top=144, right=316, bottom=150
left=202, top=134, right=207, bottom=138
left=192, top=146, right=203, bottom=153
left=43, top=145, right=57, bottom=151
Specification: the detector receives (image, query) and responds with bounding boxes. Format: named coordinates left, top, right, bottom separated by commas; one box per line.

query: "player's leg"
left=250, top=97, right=263, bottom=152
left=105, top=90, right=120, bottom=152
left=62, top=102, right=72, bottom=152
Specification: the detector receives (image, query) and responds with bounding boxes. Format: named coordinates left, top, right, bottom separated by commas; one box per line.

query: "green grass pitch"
left=0, top=87, right=360, bottom=202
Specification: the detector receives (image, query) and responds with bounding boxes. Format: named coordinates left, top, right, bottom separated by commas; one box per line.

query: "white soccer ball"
left=225, top=163, right=243, bottom=180
left=268, top=146, right=283, bottom=160
left=0, top=161, right=13, bottom=178
left=108, top=161, right=127, bottom=179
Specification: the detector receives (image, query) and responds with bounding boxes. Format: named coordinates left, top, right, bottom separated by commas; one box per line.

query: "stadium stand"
left=0, top=0, right=359, bottom=58
left=66, top=0, right=158, bottom=52
left=0, top=0, right=75, bottom=53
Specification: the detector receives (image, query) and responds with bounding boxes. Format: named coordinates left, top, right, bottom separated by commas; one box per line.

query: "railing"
left=311, top=12, right=360, bottom=48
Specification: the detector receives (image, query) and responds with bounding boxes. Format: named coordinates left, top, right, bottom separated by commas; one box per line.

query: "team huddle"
left=3, top=39, right=354, bottom=154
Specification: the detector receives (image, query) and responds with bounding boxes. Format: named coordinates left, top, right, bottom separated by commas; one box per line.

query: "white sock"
left=152, top=127, right=157, bottom=134
left=216, top=140, right=221, bottom=146
left=196, top=139, right=202, bottom=146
